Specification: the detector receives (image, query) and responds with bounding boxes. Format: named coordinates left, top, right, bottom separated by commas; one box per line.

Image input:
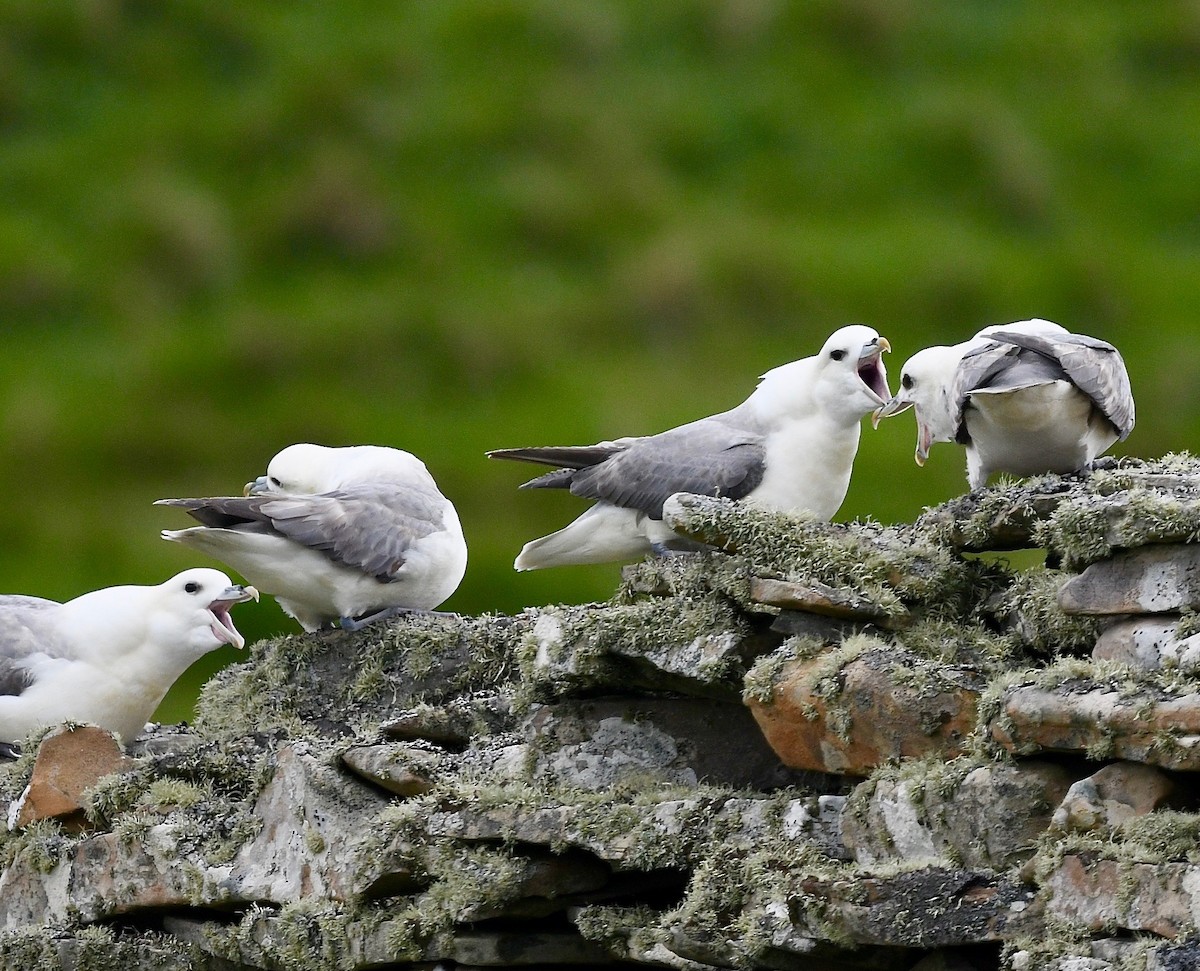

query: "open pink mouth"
left=858, top=352, right=890, bottom=403
left=208, top=585, right=258, bottom=649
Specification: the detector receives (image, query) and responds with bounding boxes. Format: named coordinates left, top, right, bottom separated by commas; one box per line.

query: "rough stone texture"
left=524, top=697, right=812, bottom=791
left=990, top=680, right=1200, bottom=770
left=844, top=761, right=1075, bottom=870
left=1092, top=615, right=1200, bottom=670
left=1050, top=761, right=1176, bottom=833
left=749, top=647, right=983, bottom=776
left=1058, top=544, right=1200, bottom=615
left=7, top=460, right=1200, bottom=969
left=1044, top=854, right=1200, bottom=938
left=8, top=725, right=133, bottom=830
left=748, top=577, right=910, bottom=628
left=341, top=742, right=440, bottom=797
left=227, top=742, right=417, bottom=903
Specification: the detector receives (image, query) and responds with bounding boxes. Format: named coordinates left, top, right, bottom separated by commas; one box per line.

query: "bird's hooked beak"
left=208, top=584, right=259, bottom=650
left=244, top=476, right=268, bottom=496
left=857, top=336, right=891, bottom=404
left=869, top=389, right=934, bottom=465
left=871, top=389, right=913, bottom=429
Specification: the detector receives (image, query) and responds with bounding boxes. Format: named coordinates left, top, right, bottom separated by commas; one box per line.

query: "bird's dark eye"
left=902, top=374, right=914, bottom=390
left=269, top=477, right=281, bottom=487
left=184, top=581, right=201, bottom=594
left=830, top=349, right=847, bottom=361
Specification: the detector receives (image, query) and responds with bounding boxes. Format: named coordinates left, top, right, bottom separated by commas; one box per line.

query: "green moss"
left=662, top=493, right=992, bottom=618
left=990, top=569, right=1103, bottom=655
left=196, top=613, right=529, bottom=740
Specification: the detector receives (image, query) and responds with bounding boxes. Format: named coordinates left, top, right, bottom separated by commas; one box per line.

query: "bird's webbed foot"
left=0, top=740, right=22, bottom=761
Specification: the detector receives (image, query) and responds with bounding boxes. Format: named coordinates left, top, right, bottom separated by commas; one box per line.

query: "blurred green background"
left=1, top=1, right=1196, bottom=722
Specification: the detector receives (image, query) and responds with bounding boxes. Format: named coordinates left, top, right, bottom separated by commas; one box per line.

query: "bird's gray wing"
left=0, top=596, right=65, bottom=698
left=950, top=339, right=1075, bottom=444
left=564, top=421, right=766, bottom=519
left=158, top=486, right=447, bottom=582
left=983, top=329, right=1135, bottom=439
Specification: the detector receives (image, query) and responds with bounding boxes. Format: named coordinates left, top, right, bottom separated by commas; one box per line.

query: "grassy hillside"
left=1, top=1, right=1197, bottom=720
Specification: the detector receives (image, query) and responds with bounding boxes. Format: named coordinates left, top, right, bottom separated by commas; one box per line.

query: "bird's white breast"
left=749, top=414, right=861, bottom=520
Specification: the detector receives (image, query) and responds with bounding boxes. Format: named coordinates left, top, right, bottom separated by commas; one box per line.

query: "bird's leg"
left=339, top=607, right=457, bottom=631
left=650, top=543, right=687, bottom=558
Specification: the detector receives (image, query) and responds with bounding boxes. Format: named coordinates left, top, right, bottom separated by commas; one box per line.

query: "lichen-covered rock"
left=1043, top=854, right=1200, bottom=938
left=988, top=669, right=1200, bottom=769
left=340, top=742, right=440, bottom=797
left=1050, top=761, right=1176, bottom=833
left=228, top=743, right=419, bottom=903
left=524, top=698, right=810, bottom=791
left=746, top=638, right=984, bottom=776
left=195, top=612, right=525, bottom=738
left=1058, top=545, right=1200, bottom=615
left=844, top=759, right=1075, bottom=870
left=523, top=599, right=760, bottom=700
left=380, top=693, right=513, bottom=746
left=1092, top=616, right=1200, bottom=670
left=10, top=460, right=1200, bottom=969
left=8, top=726, right=133, bottom=831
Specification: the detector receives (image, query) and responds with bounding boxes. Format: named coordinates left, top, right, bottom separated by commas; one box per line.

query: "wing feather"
left=157, top=486, right=447, bottom=582
left=0, top=596, right=65, bottom=698
left=978, top=329, right=1135, bottom=439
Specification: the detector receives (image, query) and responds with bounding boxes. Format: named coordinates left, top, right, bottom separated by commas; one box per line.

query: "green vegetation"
left=0, top=2, right=1195, bottom=721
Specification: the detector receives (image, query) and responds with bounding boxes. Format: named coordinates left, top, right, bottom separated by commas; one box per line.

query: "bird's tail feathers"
left=513, top=506, right=650, bottom=570
left=487, top=444, right=622, bottom=470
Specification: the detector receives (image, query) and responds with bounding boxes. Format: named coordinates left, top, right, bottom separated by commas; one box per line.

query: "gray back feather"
left=505, top=417, right=767, bottom=519
left=0, top=596, right=64, bottom=698
left=158, top=484, right=447, bottom=582
left=953, top=330, right=1135, bottom=441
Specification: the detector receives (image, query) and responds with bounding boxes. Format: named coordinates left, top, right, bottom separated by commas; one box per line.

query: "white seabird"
left=875, top=318, right=1135, bottom=488
left=157, top=443, right=468, bottom=632
left=0, top=568, right=256, bottom=750
left=488, top=324, right=891, bottom=570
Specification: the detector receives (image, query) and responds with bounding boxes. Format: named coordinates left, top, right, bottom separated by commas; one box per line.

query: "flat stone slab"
left=1058, top=545, right=1200, bottom=615
left=788, top=868, right=1039, bottom=948
left=990, top=682, right=1200, bottom=770
left=8, top=725, right=133, bottom=830
left=1093, top=615, right=1200, bottom=670
left=1044, top=854, right=1200, bottom=938
left=748, top=577, right=910, bottom=628
left=844, top=760, right=1075, bottom=870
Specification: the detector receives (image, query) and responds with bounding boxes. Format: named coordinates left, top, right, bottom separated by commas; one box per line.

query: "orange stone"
left=12, top=725, right=134, bottom=829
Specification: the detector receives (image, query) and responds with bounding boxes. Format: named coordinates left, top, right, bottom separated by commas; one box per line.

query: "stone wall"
left=4, top=456, right=1200, bottom=970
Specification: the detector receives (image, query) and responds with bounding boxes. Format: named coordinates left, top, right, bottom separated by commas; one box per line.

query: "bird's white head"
left=873, top=344, right=965, bottom=465
left=246, top=443, right=430, bottom=495
left=145, top=568, right=260, bottom=657
left=752, top=324, right=891, bottom=426
left=58, top=569, right=259, bottom=672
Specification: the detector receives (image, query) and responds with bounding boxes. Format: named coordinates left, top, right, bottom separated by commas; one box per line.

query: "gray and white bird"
left=875, top=318, right=1135, bottom=488
left=0, top=569, right=256, bottom=750
left=157, top=444, right=467, bottom=632
left=488, top=324, right=891, bottom=569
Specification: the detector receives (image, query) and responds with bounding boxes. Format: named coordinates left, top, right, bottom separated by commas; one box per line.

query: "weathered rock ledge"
left=5, top=456, right=1200, bottom=970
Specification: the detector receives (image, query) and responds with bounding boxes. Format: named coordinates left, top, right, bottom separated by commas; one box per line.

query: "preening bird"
left=0, top=569, right=256, bottom=750
left=157, top=444, right=467, bottom=632
left=875, top=318, right=1134, bottom=488
left=488, top=324, right=891, bottom=569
